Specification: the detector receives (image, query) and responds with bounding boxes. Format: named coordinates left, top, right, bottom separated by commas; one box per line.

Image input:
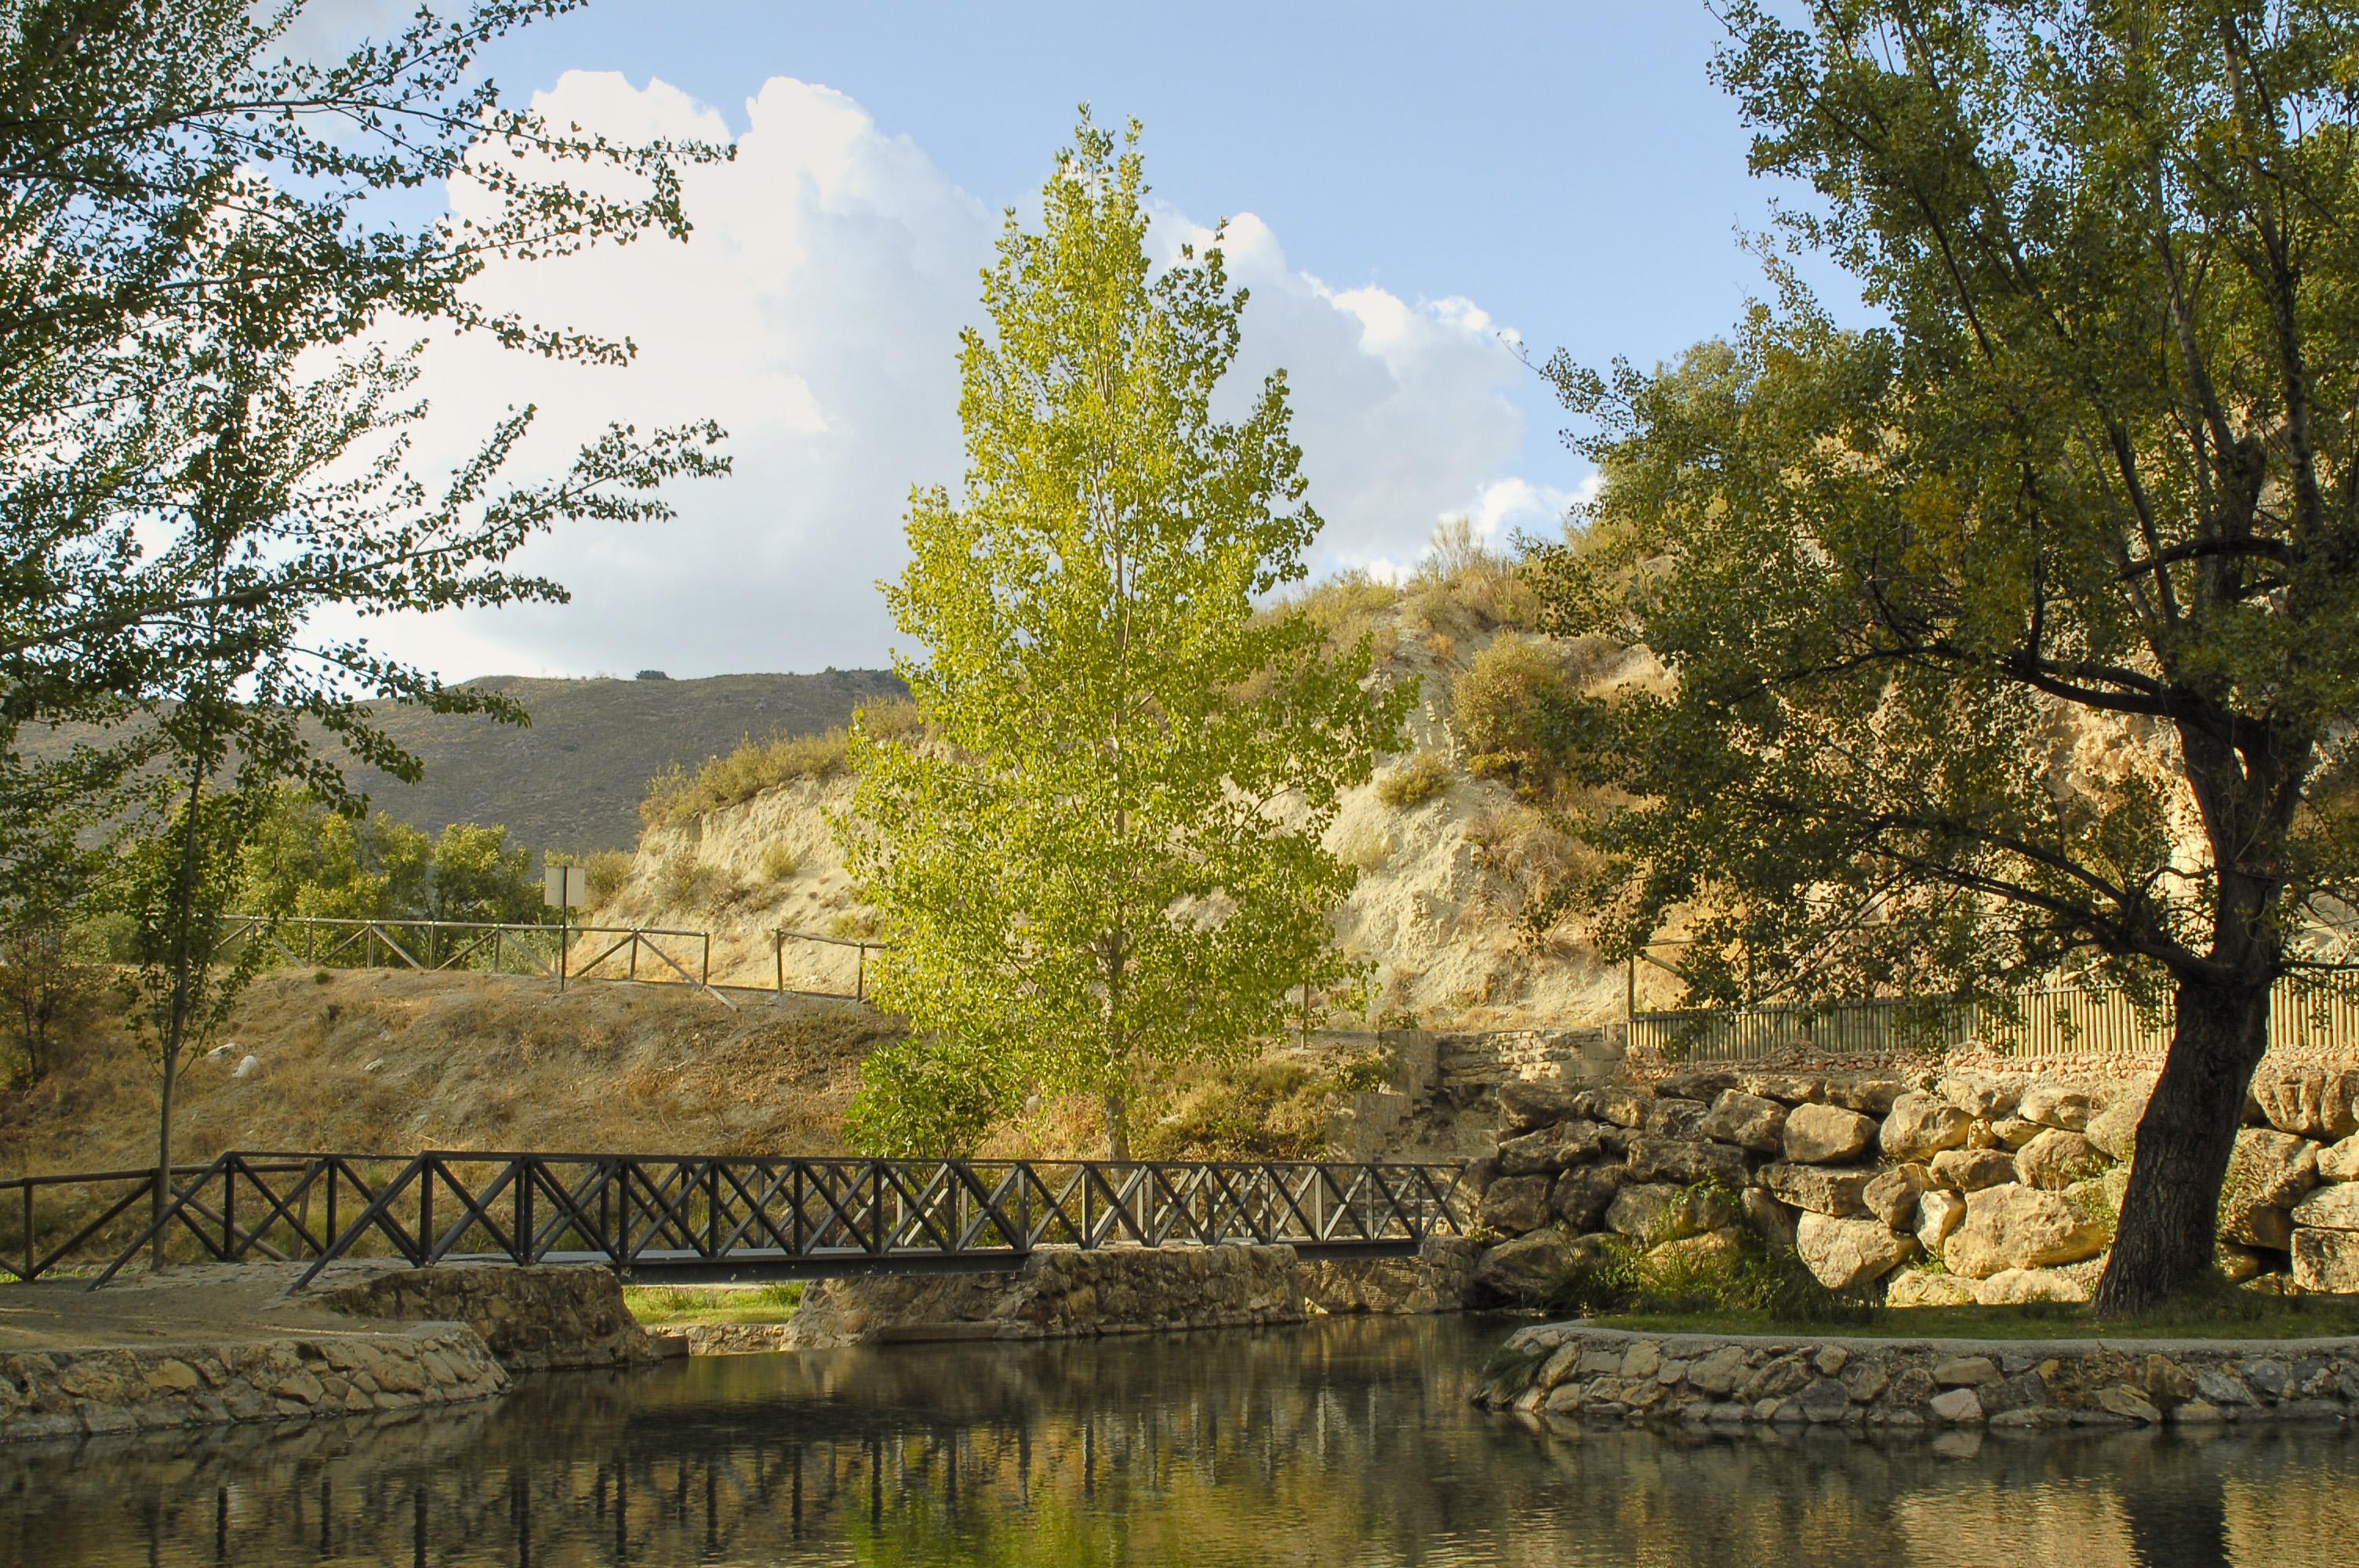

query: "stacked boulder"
left=1462, top=1056, right=2179, bottom=1301
left=1467, top=1060, right=2359, bottom=1307
left=2226, top=1063, right=2359, bottom=1293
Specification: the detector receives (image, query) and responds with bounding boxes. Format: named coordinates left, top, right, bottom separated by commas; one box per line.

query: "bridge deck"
left=60, top=1151, right=1470, bottom=1289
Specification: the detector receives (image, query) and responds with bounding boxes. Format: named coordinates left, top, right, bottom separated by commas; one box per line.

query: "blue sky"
left=311, top=2, right=1856, bottom=678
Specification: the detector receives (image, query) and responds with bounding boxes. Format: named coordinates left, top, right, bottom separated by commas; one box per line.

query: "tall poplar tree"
left=840, top=115, right=1408, bottom=1160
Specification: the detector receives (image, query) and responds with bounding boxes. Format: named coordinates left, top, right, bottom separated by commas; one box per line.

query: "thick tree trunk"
left=2092, top=972, right=2272, bottom=1315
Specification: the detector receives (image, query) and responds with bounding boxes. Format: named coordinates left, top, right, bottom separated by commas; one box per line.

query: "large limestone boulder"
left=1743, top=1188, right=1798, bottom=1246
left=1783, top=1102, right=1877, bottom=1164
left=1823, top=1073, right=1906, bottom=1116
left=1886, top=1267, right=1979, bottom=1308
left=1928, top=1147, right=2017, bottom=1192
left=1943, top=1183, right=2110, bottom=1279
left=1738, top=1070, right=1826, bottom=1105
left=1643, top=1097, right=1712, bottom=1138
left=1605, top=1182, right=1738, bottom=1242
left=1916, top=1189, right=1968, bottom=1254
left=1697, top=1089, right=1787, bottom=1153
left=1863, top=1163, right=1933, bottom=1229
left=1881, top=1092, right=1972, bottom=1162
left=1574, top=1084, right=1652, bottom=1128
left=2017, top=1083, right=2092, bottom=1131
left=1642, top=1225, right=1746, bottom=1279
left=1496, top=1118, right=1605, bottom=1175
left=2291, top=1228, right=2359, bottom=1294
left=1976, top=1264, right=2096, bottom=1305
left=1497, top=1080, right=1582, bottom=1134
left=2084, top=1079, right=2153, bottom=1160
left=2248, top=1063, right=2359, bottom=1142
left=1478, top=1174, right=1554, bottom=1235
left=1627, top=1135, right=1747, bottom=1188
left=1796, top=1212, right=1916, bottom=1290
left=2319, top=1134, right=2359, bottom=1184
left=1549, top=1165, right=1626, bottom=1232
left=1758, top=1162, right=1876, bottom=1218
left=2015, top=1128, right=2111, bottom=1191
left=2291, top=1181, right=2359, bottom=1232
left=2219, top=1128, right=2321, bottom=1248
left=1937, top=1072, right=2023, bottom=1120
left=1474, top=1229, right=1617, bottom=1305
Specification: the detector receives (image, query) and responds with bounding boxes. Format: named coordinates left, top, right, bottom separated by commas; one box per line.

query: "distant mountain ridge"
left=17, top=670, right=908, bottom=853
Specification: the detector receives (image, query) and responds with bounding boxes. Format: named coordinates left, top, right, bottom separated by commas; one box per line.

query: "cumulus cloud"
left=343, top=74, right=1558, bottom=678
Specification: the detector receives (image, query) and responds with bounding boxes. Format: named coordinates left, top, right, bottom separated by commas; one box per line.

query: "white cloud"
left=343, top=74, right=1552, bottom=678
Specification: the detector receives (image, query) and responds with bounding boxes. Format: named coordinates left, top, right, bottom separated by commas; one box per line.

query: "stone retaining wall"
left=782, top=1238, right=1485, bottom=1348
left=306, top=1263, right=667, bottom=1370
left=1467, top=1061, right=2359, bottom=1308
left=1476, top=1323, right=2359, bottom=1429
left=0, top=1324, right=504, bottom=1443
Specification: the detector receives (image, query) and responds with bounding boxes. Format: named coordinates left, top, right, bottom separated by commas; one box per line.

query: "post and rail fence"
left=0, top=1150, right=1473, bottom=1288
left=211, top=915, right=889, bottom=1009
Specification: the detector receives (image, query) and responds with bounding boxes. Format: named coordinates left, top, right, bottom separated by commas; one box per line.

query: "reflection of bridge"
left=49, top=1149, right=1468, bottom=1288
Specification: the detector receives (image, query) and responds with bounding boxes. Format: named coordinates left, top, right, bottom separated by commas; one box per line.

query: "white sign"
left=543, top=864, right=587, bottom=909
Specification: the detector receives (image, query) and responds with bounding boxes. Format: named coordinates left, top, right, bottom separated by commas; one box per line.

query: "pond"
left=1, top=1316, right=2351, bottom=1566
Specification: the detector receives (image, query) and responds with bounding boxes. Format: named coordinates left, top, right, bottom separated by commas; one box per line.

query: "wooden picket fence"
left=1629, top=975, right=2359, bottom=1064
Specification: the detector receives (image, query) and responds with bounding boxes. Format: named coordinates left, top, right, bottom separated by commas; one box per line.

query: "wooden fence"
left=1629, top=975, right=2359, bottom=1064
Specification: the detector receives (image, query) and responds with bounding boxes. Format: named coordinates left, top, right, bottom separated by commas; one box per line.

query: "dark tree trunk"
left=2092, top=972, right=2272, bottom=1315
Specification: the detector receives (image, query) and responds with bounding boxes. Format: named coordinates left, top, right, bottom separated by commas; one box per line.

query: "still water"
left=2, top=1316, right=2354, bottom=1567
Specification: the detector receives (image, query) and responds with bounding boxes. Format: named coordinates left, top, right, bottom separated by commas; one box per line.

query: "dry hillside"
left=15, top=669, right=907, bottom=853
left=600, top=573, right=1654, bottom=1031
left=0, top=969, right=892, bottom=1177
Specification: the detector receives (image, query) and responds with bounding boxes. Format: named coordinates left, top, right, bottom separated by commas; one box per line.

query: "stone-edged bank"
left=0, top=1261, right=668, bottom=1444
left=782, top=1238, right=1484, bottom=1349
left=0, top=1323, right=505, bottom=1443
left=1474, top=1322, right=2359, bottom=1430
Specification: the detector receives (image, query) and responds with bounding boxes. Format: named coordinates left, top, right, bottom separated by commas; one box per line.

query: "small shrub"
left=639, top=699, right=926, bottom=828
left=583, top=850, right=632, bottom=907
left=656, top=855, right=729, bottom=910
left=1452, top=634, right=1574, bottom=797
left=759, top=842, right=805, bottom=883
left=1376, top=752, right=1451, bottom=808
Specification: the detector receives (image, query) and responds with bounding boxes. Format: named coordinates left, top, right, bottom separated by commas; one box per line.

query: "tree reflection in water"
left=1, top=1316, right=2351, bottom=1567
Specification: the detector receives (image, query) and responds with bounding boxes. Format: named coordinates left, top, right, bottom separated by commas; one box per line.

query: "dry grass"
left=0, top=968, right=897, bottom=1176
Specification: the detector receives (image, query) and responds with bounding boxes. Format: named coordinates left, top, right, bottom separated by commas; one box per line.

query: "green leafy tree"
left=0, top=0, right=729, bottom=925
left=839, top=115, right=1408, bottom=1160
left=1536, top=2, right=2359, bottom=1310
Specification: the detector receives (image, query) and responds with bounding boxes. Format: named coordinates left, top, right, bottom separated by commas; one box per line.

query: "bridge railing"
left=1, top=1153, right=418, bottom=1281
left=77, top=1150, right=1470, bottom=1288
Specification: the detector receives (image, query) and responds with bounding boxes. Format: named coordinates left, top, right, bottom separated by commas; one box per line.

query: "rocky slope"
left=601, top=612, right=1645, bottom=1030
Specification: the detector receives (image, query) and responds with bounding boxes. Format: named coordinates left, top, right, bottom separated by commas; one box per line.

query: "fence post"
left=776, top=932, right=784, bottom=995
left=856, top=944, right=867, bottom=1004
left=21, top=1183, right=32, bottom=1280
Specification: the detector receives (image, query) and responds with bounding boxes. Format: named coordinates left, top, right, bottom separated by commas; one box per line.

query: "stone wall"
left=306, top=1262, right=667, bottom=1370
left=781, top=1238, right=1483, bottom=1349
left=0, top=1324, right=504, bottom=1443
left=1475, top=1323, right=2359, bottom=1428
left=1465, top=1061, right=2359, bottom=1307
left=1438, top=1026, right=1626, bottom=1101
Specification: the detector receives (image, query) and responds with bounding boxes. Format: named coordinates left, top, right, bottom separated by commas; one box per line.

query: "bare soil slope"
left=0, top=970, right=895, bottom=1176
left=609, top=616, right=1639, bottom=1029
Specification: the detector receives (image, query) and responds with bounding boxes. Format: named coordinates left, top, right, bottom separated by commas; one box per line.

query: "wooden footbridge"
left=0, top=1151, right=1470, bottom=1289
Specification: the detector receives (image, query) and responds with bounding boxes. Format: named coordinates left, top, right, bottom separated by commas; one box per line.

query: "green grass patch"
left=1590, top=1293, right=2359, bottom=1343
left=622, top=1281, right=805, bottom=1327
